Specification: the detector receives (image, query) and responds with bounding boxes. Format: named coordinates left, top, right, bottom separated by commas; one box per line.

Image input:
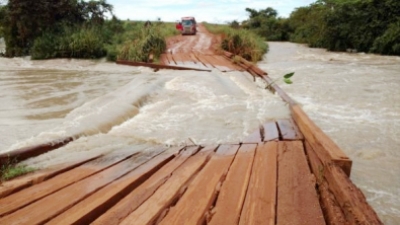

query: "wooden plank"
left=276, top=141, right=325, bottom=225
left=194, top=53, right=215, bottom=69
left=291, top=105, right=352, bottom=176
left=208, top=55, right=234, bottom=71
left=204, top=55, right=229, bottom=71
left=208, top=144, right=256, bottom=225
left=0, top=147, right=142, bottom=217
left=172, top=53, right=186, bottom=66
left=158, top=145, right=240, bottom=225
left=239, top=142, right=277, bottom=225
left=304, top=141, right=347, bottom=225
left=116, top=60, right=211, bottom=72
left=242, top=127, right=262, bottom=143
left=118, top=146, right=217, bottom=225
left=0, top=137, right=73, bottom=165
left=305, top=141, right=383, bottom=224
left=91, top=146, right=200, bottom=225
left=191, top=53, right=207, bottom=67
left=47, top=147, right=183, bottom=225
left=165, top=53, right=176, bottom=65
left=0, top=154, right=100, bottom=198
left=276, top=119, right=304, bottom=140
left=0, top=148, right=165, bottom=225
left=262, top=121, right=279, bottom=141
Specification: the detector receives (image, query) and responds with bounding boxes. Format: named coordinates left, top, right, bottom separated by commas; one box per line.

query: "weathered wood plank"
left=165, top=53, right=176, bottom=65
left=118, top=146, right=217, bottom=225
left=0, top=147, right=142, bottom=217
left=262, top=121, right=279, bottom=141
left=116, top=60, right=211, bottom=72
left=195, top=53, right=216, bottom=69
left=0, top=148, right=165, bottom=225
left=242, top=127, right=262, bottom=143
left=291, top=105, right=352, bottom=176
left=239, top=142, right=277, bottom=225
left=158, top=145, right=240, bottom=225
left=90, top=146, right=200, bottom=225
left=172, top=53, right=186, bottom=66
left=0, top=154, right=100, bottom=199
left=306, top=138, right=382, bottom=224
left=209, top=144, right=256, bottom=225
left=276, top=141, right=325, bottom=225
left=277, top=119, right=304, bottom=140
left=47, top=147, right=183, bottom=225
left=304, top=141, right=347, bottom=225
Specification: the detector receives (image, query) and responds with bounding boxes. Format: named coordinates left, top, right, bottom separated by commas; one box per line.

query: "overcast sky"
left=108, top=0, right=315, bottom=23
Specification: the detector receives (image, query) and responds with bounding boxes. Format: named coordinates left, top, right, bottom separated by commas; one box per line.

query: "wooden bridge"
left=0, top=29, right=382, bottom=225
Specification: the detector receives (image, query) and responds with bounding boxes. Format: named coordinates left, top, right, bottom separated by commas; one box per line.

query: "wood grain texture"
left=304, top=141, right=347, bottom=225
left=276, top=141, right=325, bottom=225
left=0, top=154, right=100, bottom=198
left=239, top=142, right=277, bottom=225
left=119, top=146, right=216, bottom=225
left=208, top=144, right=256, bottom=225
left=158, top=145, right=239, bottom=225
left=47, top=147, right=182, bottom=225
left=0, top=148, right=141, bottom=217
left=0, top=149, right=164, bottom=225
left=91, top=146, right=200, bottom=225
left=291, top=105, right=352, bottom=176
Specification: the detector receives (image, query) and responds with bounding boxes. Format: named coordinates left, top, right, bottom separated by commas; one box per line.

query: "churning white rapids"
left=0, top=57, right=289, bottom=168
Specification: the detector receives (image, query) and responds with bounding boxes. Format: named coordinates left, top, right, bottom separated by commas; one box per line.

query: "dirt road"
left=161, top=24, right=240, bottom=71
left=166, top=24, right=217, bottom=54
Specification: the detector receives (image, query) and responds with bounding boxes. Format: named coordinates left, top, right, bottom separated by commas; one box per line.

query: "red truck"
left=181, top=16, right=197, bottom=35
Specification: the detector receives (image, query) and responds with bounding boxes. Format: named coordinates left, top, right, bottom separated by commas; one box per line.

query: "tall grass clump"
left=204, top=23, right=268, bottom=62
left=31, top=25, right=106, bottom=59
left=117, top=21, right=178, bottom=62
left=29, top=18, right=179, bottom=61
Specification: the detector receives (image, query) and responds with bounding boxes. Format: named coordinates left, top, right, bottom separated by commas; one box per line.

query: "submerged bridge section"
left=0, top=28, right=382, bottom=224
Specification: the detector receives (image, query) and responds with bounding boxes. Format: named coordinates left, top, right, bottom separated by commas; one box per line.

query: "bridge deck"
left=0, top=120, right=325, bottom=225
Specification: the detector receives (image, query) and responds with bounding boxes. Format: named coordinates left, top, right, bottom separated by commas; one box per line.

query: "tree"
left=0, top=0, right=113, bottom=57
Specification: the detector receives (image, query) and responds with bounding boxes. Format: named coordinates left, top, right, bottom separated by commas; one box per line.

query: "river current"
left=0, top=42, right=398, bottom=224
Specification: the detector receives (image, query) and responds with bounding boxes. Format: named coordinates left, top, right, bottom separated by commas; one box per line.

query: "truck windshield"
left=182, top=20, right=193, bottom=26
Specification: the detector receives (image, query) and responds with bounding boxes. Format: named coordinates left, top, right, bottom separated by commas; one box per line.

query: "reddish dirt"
left=166, top=24, right=220, bottom=55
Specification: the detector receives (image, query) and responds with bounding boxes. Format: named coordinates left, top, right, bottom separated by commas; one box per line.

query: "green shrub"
left=31, top=25, right=106, bottom=60
left=116, top=21, right=178, bottom=62
left=118, top=26, right=166, bottom=62
left=371, top=20, right=400, bottom=55
left=205, top=23, right=268, bottom=62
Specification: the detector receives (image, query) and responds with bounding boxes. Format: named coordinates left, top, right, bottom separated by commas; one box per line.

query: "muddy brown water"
left=0, top=42, right=399, bottom=224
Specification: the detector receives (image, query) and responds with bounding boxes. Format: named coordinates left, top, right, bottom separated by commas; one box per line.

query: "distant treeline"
left=234, top=0, right=400, bottom=55
left=0, top=0, right=177, bottom=60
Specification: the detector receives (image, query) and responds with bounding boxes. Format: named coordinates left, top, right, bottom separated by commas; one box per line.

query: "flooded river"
left=260, top=42, right=400, bottom=224
left=0, top=42, right=399, bottom=223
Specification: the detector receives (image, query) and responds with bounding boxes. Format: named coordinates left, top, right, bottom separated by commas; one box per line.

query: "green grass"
left=204, top=23, right=268, bottom=62
left=116, top=21, right=178, bottom=62
left=1, top=161, right=34, bottom=182
left=30, top=19, right=179, bottom=61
